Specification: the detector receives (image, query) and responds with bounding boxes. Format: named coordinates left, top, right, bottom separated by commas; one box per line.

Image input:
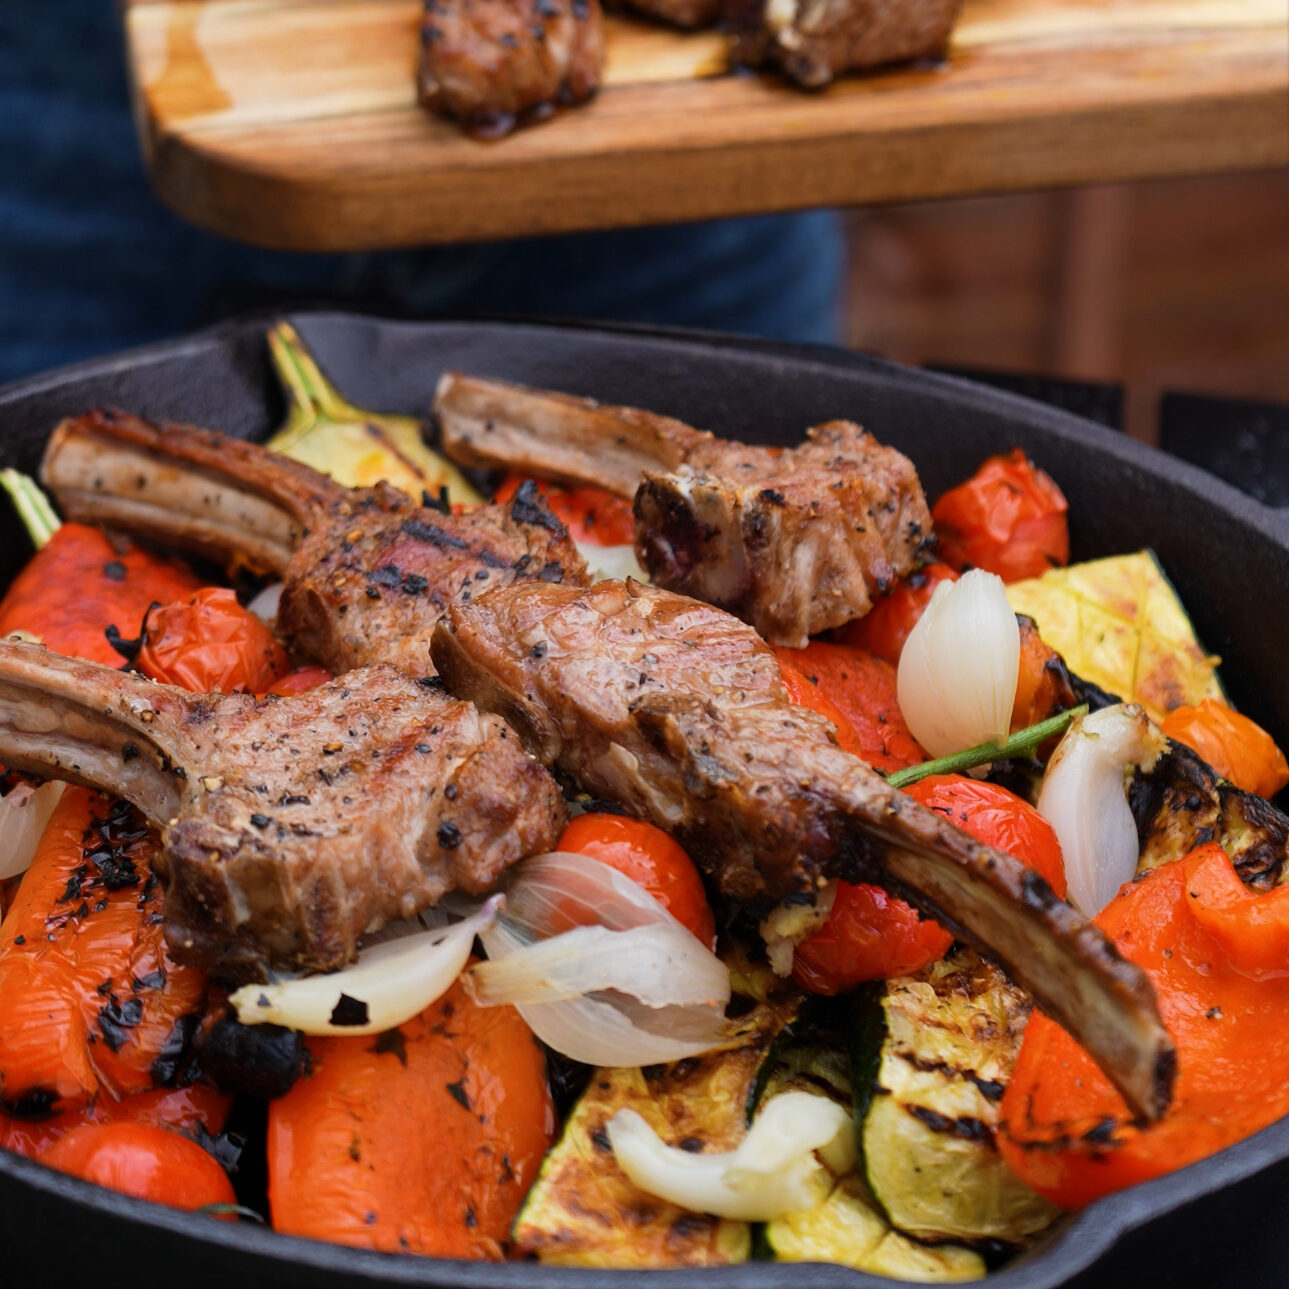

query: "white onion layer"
left=606, top=1091, right=854, bottom=1221
left=897, top=570, right=1020, bottom=759
left=1037, top=704, right=1166, bottom=917
left=575, top=541, right=649, bottom=585
left=468, top=851, right=731, bottom=1068
left=0, top=781, right=67, bottom=880
left=246, top=582, right=284, bottom=625
left=228, top=895, right=501, bottom=1036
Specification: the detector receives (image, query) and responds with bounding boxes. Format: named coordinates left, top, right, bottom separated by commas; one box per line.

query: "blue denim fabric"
left=0, top=5, right=845, bottom=384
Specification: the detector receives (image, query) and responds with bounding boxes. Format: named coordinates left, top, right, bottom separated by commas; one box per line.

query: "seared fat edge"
left=0, top=640, right=565, bottom=981
left=432, top=579, right=1174, bottom=1122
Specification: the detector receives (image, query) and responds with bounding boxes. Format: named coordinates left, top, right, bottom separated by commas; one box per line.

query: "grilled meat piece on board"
left=727, top=0, right=962, bottom=88
left=41, top=409, right=589, bottom=677
left=431, top=579, right=1174, bottom=1122
left=434, top=373, right=932, bottom=648
left=0, top=640, right=565, bottom=981
left=418, top=0, right=605, bottom=138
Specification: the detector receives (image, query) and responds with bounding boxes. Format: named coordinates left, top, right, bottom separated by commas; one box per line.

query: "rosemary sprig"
left=886, top=705, right=1087, bottom=790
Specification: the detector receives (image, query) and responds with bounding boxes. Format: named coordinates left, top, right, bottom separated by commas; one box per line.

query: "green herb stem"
left=886, top=705, right=1088, bottom=790
left=1, top=469, right=62, bottom=550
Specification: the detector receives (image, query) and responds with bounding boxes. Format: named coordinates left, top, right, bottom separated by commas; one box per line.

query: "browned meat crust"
left=727, top=0, right=962, bottom=88
left=434, top=373, right=932, bottom=646
left=41, top=409, right=589, bottom=677
left=0, top=641, right=566, bottom=981
left=418, top=0, right=605, bottom=137
left=431, top=579, right=1174, bottom=1122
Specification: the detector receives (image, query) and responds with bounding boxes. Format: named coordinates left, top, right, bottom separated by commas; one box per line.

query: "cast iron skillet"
left=1, top=313, right=1286, bottom=1289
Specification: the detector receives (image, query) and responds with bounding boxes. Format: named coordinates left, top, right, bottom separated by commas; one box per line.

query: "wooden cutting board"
left=123, top=0, right=1288, bottom=252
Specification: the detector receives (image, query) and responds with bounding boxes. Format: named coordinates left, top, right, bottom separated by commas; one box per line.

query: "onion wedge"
left=607, top=1091, right=853, bottom=1221
left=228, top=895, right=501, bottom=1036
left=467, top=851, right=732, bottom=1068
left=0, top=780, right=67, bottom=880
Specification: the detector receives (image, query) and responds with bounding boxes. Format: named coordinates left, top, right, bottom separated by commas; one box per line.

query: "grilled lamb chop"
left=0, top=640, right=565, bottom=981
left=418, top=0, right=604, bottom=138
left=434, top=373, right=931, bottom=647
left=727, top=0, right=962, bottom=89
left=431, top=579, right=1174, bottom=1122
left=41, top=409, right=589, bottom=677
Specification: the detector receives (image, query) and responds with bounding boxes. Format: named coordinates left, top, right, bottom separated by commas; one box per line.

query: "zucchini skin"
left=849, top=948, right=1062, bottom=1247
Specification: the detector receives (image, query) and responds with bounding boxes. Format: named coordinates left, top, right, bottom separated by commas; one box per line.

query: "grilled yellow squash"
left=1005, top=550, right=1223, bottom=722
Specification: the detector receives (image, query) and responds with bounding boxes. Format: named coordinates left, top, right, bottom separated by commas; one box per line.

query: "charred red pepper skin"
left=0, top=524, right=201, bottom=666
left=1000, top=842, right=1289, bottom=1208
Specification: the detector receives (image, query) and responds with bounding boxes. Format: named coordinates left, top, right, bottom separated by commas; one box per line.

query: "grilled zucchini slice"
left=850, top=948, right=1062, bottom=1247
left=1005, top=550, right=1223, bottom=722
left=767, top=1175, right=986, bottom=1282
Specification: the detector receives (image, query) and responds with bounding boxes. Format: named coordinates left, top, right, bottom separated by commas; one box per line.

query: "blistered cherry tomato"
left=932, top=449, right=1069, bottom=583
left=137, top=588, right=290, bottom=694
left=38, top=1122, right=236, bottom=1212
left=264, top=665, right=334, bottom=697
left=494, top=475, right=635, bottom=546
left=905, top=774, right=1066, bottom=898
left=555, top=812, right=715, bottom=946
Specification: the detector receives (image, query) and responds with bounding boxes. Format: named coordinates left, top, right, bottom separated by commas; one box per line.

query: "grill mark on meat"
left=430, top=579, right=1174, bottom=1123
left=0, top=641, right=566, bottom=981
left=40, top=409, right=590, bottom=677
left=434, top=374, right=932, bottom=647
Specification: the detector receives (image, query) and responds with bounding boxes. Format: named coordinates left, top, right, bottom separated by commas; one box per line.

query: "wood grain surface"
left=122, top=0, right=1289, bottom=251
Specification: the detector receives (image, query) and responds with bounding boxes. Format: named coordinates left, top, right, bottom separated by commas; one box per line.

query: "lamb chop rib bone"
left=41, top=408, right=589, bottom=677
left=431, top=579, right=1175, bottom=1123
left=0, top=640, right=566, bottom=981
left=434, top=372, right=933, bottom=648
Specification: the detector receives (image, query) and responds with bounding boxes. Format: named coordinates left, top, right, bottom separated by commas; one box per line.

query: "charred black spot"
left=195, top=1017, right=305, bottom=1100
left=150, top=1011, right=202, bottom=1086
left=446, top=1078, right=472, bottom=1111
left=437, top=820, right=463, bottom=849
left=371, top=1029, right=408, bottom=1066
left=102, top=560, right=127, bottom=582
left=330, top=994, right=370, bottom=1027
left=590, top=1127, right=612, bottom=1152
left=758, top=488, right=786, bottom=507
left=121, top=743, right=140, bottom=762
left=508, top=479, right=565, bottom=534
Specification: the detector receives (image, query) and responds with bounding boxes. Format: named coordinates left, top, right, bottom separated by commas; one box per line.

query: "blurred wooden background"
left=843, top=168, right=1289, bottom=443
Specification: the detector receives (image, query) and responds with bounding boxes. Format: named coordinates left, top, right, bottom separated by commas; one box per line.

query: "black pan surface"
left=1, top=313, right=1287, bottom=1289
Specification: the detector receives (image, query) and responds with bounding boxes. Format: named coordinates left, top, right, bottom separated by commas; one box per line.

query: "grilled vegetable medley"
left=2, top=325, right=1288, bottom=1279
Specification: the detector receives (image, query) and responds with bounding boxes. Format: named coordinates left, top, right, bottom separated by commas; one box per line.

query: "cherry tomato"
left=792, top=773, right=1066, bottom=994
left=137, top=588, right=290, bottom=694
left=791, top=882, right=954, bottom=995
left=38, top=1122, right=236, bottom=1212
left=932, top=449, right=1069, bottom=583
left=838, top=562, right=959, bottom=666
left=904, top=774, right=1067, bottom=898
left=264, top=665, right=334, bottom=697
left=1160, top=699, right=1289, bottom=798
left=555, top=812, right=715, bottom=946
left=494, top=475, right=635, bottom=546
left=775, top=643, right=926, bottom=773
left=778, top=661, right=864, bottom=754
